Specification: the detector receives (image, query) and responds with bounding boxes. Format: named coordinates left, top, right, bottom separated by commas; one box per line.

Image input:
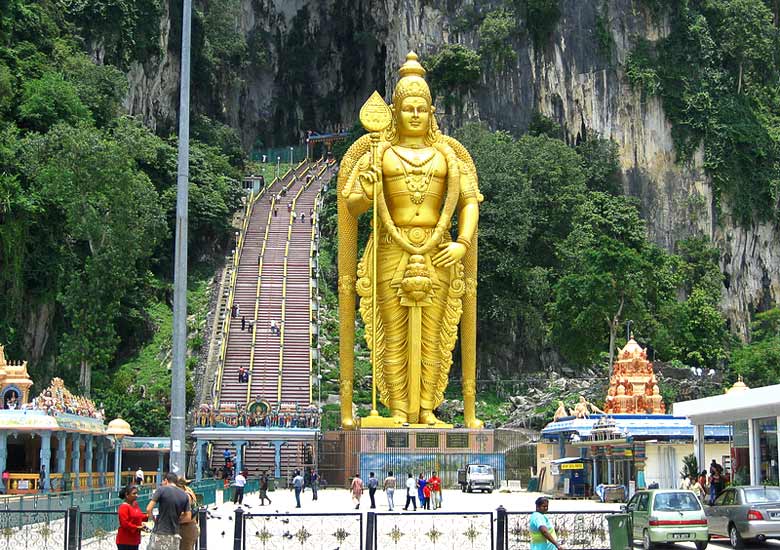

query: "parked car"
left=623, top=489, right=709, bottom=550
left=704, top=485, right=780, bottom=548
left=457, top=464, right=495, bottom=493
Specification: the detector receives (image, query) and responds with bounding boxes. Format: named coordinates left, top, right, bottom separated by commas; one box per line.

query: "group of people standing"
left=347, top=471, right=442, bottom=511
left=680, top=459, right=726, bottom=504
left=291, top=468, right=320, bottom=508
left=116, top=472, right=198, bottom=550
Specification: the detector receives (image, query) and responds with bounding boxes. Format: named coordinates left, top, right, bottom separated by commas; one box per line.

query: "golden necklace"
left=391, top=146, right=436, bottom=205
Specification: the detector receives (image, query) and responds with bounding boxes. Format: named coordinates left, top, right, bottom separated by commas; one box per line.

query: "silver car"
left=705, top=485, right=780, bottom=548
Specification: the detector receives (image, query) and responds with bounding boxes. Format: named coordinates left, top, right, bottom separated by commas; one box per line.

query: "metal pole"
left=113, top=438, right=121, bottom=490
left=170, top=0, right=192, bottom=475
left=289, top=146, right=293, bottom=165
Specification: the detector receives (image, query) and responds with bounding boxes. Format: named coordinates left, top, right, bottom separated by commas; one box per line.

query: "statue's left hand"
left=432, top=241, right=466, bottom=267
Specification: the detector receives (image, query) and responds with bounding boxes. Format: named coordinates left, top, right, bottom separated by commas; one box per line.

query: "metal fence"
left=370, top=511, right=494, bottom=550
left=0, top=504, right=614, bottom=550
left=0, top=508, right=70, bottom=550
left=241, top=509, right=362, bottom=550
left=499, top=509, right=611, bottom=550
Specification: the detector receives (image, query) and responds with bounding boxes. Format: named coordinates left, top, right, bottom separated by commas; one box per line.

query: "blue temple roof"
left=541, top=414, right=730, bottom=441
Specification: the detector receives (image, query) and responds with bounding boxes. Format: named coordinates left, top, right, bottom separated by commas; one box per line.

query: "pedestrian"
left=238, top=366, right=246, bottom=384
left=423, top=481, right=432, bottom=509
left=270, top=320, right=277, bottom=335
left=145, top=472, right=191, bottom=550
left=403, top=473, right=417, bottom=511
left=231, top=304, right=237, bottom=318
left=293, top=470, right=304, bottom=508
left=235, top=303, right=241, bottom=317
left=287, top=202, right=292, bottom=213
left=367, top=472, right=378, bottom=509
left=176, top=477, right=199, bottom=550
left=116, top=484, right=148, bottom=550
left=273, top=207, right=278, bottom=217
left=259, top=471, right=272, bottom=506
left=232, top=470, right=247, bottom=505
left=417, top=473, right=427, bottom=510
left=39, top=464, right=47, bottom=493
left=135, top=468, right=144, bottom=486
left=223, top=448, right=231, bottom=466
left=689, top=474, right=705, bottom=502
left=351, top=472, right=363, bottom=509
left=311, top=469, right=319, bottom=501
left=241, top=316, right=246, bottom=331
left=257, top=252, right=261, bottom=266
left=698, top=470, right=708, bottom=495
left=309, top=208, right=313, bottom=217
left=383, top=471, right=396, bottom=510
left=530, top=496, right=563, bottom=550
left=300, top=213, right=305, bottom=224
left=428, top=471, right=442, bottom=509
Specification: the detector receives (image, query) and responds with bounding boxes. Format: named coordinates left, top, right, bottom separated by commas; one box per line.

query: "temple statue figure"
left=337, top=52, right=482, bottom=428
left=572, top=395, right=605, bottom=418
left=553, top=401, right=570, bottom=421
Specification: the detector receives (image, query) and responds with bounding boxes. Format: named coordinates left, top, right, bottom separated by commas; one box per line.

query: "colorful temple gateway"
left=0, top=345, right=168, bottom=493
left=538, top=338, right=729, bottom=501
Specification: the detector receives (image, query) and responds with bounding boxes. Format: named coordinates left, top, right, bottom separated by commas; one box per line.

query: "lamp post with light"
left=289, top=146, right=293, bottom=166
left=276, top=156, right=280, bottom=179
left=107, top=418, right=133, bottom=490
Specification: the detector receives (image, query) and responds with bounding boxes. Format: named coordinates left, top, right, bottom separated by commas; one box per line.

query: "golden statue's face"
left=397, top=96, right=430, bottom=137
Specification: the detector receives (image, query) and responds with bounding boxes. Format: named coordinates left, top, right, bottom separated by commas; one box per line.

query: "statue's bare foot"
left=391, top=410, right=407, bottom=424
left=342, top=417, right=356, bottom=430
left=464, top=416, right=484, bottom=429
left=420, top=409, right=439, bottom=425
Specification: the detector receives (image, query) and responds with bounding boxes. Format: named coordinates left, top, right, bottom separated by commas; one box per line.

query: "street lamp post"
left=107, top=418, right=133, bottom=490
left=289, top=146, right=293, bottom=166
left=276, top=156, right=280, bottom=179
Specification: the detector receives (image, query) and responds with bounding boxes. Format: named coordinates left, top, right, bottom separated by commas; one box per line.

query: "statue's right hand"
left=357, top=166, right=381, bottom=199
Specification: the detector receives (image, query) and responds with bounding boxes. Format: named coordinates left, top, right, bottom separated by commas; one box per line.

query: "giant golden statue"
left=337, top=52, right=483, bottom=429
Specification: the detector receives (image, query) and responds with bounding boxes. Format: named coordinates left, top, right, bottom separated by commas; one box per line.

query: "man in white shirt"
left=135, top=468, right=144, bottom=485
left=403, top=473, right=417, bottom=511
left=233, top=470, right=247, bottom=505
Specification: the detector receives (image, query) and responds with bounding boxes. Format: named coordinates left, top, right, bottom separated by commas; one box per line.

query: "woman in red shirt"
left=116, top=485, right=148, bottom=550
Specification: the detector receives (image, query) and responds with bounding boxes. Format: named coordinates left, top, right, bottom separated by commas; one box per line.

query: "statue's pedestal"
left=359, top=414, right=453, bottom=429
left=353, top=427, right=503, bottom=489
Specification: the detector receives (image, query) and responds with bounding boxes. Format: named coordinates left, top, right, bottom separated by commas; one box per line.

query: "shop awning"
left=674, top=384, right=780, bottom=425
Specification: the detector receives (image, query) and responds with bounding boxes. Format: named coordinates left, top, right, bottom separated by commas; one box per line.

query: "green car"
left=624, top=489, right=709, bottom=550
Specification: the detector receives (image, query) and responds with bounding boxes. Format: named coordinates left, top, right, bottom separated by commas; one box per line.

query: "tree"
left=21, top=123, right=165, bottom=393
left=478, top=9, right=517, bottom=68
left=552, top=192, right=667, bottom=366
left=728, top=308, right=780, bottom=387
left=18, top=72, right=91, bottom=132
left=424, top=44, right=481, bottom=116
left=652, top=236, right=729, bottom=369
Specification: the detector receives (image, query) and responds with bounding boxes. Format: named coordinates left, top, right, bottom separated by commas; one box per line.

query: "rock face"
left=125, top=0, right=779, bottom=363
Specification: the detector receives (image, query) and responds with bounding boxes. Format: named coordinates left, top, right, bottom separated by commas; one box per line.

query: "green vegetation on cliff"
left=0, top=1, right=242, bottom=431
left=630, top=0, right=780, bottom=224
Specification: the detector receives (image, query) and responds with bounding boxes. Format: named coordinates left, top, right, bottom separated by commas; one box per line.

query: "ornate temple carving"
left=0, top=344, right=33, bottom=408
left=602, top=337, right=666, bottom=415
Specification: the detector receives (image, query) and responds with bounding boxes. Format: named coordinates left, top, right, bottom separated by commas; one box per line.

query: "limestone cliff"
left=124, top=0, right=779, bottom=353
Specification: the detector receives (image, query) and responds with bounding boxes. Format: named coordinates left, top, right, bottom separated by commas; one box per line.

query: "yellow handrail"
left=213, top=184, right=268, bottom=409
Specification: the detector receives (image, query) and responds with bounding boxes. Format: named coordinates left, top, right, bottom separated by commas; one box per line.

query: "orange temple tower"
left=603, top=337, right=666, bottom=415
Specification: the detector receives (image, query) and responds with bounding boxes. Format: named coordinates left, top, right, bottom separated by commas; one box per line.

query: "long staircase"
left=207, top=159, right=336, bottom=476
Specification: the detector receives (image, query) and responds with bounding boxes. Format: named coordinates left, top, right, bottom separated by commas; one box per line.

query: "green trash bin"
left=267, top=477, right=275, bottom=491
left=606, top=513, right=631, bottom=550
